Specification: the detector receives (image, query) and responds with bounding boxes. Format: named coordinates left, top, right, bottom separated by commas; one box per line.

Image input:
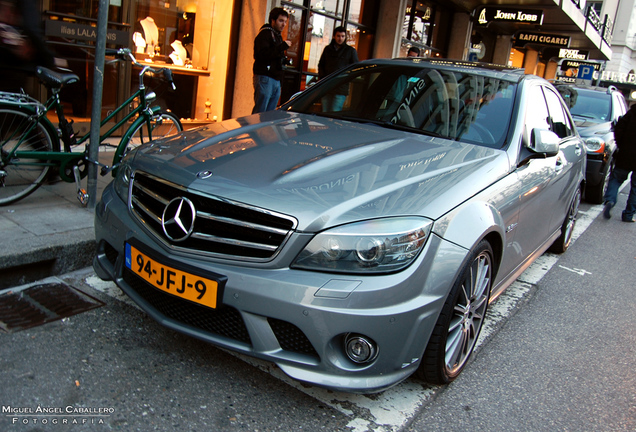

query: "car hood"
left=573, top=118, right=613, bottom=135
left=131, top=111, right=511, bottom=232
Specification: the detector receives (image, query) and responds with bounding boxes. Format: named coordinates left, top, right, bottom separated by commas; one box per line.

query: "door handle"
left=575, top=144, right=582, bottom=157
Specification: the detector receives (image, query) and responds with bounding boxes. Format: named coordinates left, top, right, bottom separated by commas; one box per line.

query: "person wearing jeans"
left=253, top=75, right=281, bottom=113
left=603, top=103, right=636, bottom=222
left=252, top=7, right=291, bottom=114
left=317, top=26, right=358, bottom=113
left=604, top=168, right=636, bottom=221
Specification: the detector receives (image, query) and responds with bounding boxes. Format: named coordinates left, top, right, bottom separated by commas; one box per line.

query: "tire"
left=123, top=111, right=182, bottom=154
left=584, top=161, right=611, bottom=204
left=112, top=111, right=182, bottom=173
left=0, top=107, right=58, bottom=205
left=417, top=240, right=493, bottom=385
left=549, top=185, right=581, bottom=254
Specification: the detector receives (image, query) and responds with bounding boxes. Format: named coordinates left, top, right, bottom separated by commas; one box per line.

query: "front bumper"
left=93, top=183, right=468, bottom=393
left=585, top=153, right=607, bottom=187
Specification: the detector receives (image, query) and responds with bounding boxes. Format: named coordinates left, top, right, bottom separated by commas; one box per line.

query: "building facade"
left=32, top=0, right=624, bottom=125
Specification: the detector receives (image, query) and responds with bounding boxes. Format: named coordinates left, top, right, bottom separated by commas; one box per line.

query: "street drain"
left=0, top=282, right=104, bottom=333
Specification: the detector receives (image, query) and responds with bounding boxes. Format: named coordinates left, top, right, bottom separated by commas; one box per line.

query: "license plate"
left=125, top=244, right=219, bottom=309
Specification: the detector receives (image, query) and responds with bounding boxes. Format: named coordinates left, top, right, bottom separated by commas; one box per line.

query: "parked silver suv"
left=556, top=84, right=628, bottom=203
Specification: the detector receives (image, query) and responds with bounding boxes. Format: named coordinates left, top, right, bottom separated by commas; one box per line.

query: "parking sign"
left=577, top=65, right=595, bottom=80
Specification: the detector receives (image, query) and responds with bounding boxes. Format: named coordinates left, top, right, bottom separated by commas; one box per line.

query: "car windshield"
left=283, top=63, right=517, bottom=148
left=558, top=88, right=611, bottom=122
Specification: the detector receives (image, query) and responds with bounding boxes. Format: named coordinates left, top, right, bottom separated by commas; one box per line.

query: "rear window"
left=558, top=88, right=611, bottom=122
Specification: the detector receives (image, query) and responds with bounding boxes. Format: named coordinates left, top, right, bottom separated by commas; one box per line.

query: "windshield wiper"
left=572, top=113, right=597, bottom=119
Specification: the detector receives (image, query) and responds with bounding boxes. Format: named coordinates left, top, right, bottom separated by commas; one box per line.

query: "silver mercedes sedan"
left=93, top=58, right=585, bottom=393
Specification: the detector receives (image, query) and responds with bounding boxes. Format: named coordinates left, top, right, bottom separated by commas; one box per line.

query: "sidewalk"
left=0, top=148, right=114, bottom=289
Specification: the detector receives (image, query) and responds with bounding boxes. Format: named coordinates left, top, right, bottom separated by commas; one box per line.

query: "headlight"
left=584, top=136, right=605, bottom=153
left=291, top=217, right=432, bottom=274
left=114, top=155, right=133, bottom=203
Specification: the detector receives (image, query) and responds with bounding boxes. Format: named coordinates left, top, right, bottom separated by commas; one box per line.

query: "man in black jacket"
left=252, top=7, right=291, bottom=114
left=603, top=103, right=636, bottom=222
left=318, top=26, right=358, bottom=112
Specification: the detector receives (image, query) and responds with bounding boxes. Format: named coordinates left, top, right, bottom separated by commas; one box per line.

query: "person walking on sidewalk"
left=252, top=7, right=291, bottom=114
left=603, top=103, right=636, bottom=222
left=318, top=26, right=358, bottom=112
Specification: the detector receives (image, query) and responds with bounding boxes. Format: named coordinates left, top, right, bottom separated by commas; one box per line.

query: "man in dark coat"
left=317, top=26, right=358, bottom=112
left=252, top=7, right=291, bottom=114
left=603, top=103, right=636, bottom=222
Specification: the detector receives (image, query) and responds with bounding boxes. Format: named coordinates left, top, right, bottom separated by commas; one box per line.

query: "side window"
left=544, top=87, right=574, bottom=139
left=525, top=85, right=550, bottom=134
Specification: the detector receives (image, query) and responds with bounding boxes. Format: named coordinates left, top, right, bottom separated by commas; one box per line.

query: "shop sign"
left=513, top=32, right=570, bottom=48
left=45, top=20, right=129, bottom=46
left=556, top=76, right=577, bottom=84
left=558, top=60, right=603, bottom=84
left=476, top=7, right=544, bottom=26
left=558, top=48, right=589, bottom=60
left=598, top=71, right=636, bottom=84
left=559, top=60, right=601, bottom=72
left=561, top=70, right=636, bottom=84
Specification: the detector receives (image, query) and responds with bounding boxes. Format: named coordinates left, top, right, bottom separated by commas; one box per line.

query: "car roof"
left=357, top=57, right=527, bottom=82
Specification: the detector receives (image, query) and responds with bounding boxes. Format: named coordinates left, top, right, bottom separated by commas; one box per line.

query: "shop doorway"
left=279, top=0, right=379, bottom=105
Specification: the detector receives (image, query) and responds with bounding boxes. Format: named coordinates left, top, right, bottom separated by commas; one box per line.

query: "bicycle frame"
left=2, top=63, right=164, bottom=183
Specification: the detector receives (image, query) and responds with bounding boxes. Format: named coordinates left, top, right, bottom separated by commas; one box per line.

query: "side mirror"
left=530, top=128, right=560, bottom=156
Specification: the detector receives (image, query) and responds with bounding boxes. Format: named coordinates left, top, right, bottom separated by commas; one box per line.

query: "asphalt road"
left=1, top=194, right=635, bottom=432
left=406, top=199, right=636, bottom=432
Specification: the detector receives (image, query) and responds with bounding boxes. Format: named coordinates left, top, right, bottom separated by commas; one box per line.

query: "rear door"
left=542, top=85, right=584, bottom=234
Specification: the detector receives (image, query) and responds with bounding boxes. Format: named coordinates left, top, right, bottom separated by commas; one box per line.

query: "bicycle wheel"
left=124, top=111, right=183, bottom=153
left=0, top=107, right=58, bottom=205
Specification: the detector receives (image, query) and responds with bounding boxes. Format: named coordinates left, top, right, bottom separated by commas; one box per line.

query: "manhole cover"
left=0, top=282, right=104, bottom=333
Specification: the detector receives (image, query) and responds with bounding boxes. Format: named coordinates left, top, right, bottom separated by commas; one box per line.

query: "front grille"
left=123, top=268, right=251, bottom=345
left=130, top=171, right=297, bottom=261
left=268, top=318, right=319, bottom=359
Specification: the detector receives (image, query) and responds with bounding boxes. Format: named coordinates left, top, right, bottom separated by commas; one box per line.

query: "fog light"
left=344, top=333, right=378, bottom=364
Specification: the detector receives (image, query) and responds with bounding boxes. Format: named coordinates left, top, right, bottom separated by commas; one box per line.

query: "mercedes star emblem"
left=197, top=170, right=213, bottom=179
left=161, top=197, right=196, bottom=242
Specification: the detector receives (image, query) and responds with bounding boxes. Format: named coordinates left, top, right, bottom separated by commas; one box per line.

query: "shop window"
left=310, top=0, right=344, bottom=17
left=401, top=0, right=452, bottom=58
left=133, top=1, right=209, bottom=70
left=44, top=0, right=126, bottom=118
left=402, top=1, right=433, bottom=46
left=305, top=13, right=337, bottom=74
left=285, top=7, right=307, bottom=72
left=281, top=0, right=378, bottom=102
left=509, top=48, right=524, bottom=68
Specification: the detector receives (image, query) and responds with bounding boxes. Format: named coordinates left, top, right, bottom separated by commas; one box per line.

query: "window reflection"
left=286, top=63, right=517, bottom=149
left=310, top=0, right=344, bottom=17
left=284, top=8, right=305, bottom=69
left=306, top=13, right=336, bottom=74
left=348, top=0, right=362, bottom=22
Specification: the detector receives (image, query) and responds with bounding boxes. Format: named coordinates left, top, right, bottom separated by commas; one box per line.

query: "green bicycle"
left=0, top=47, right=183, bottom=206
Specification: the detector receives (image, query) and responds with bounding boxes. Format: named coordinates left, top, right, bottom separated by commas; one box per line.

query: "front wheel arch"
left=416, top=239, right=494, bottom=385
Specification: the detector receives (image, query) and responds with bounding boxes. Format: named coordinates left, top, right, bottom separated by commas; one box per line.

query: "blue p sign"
left=577, top=65, right=594, bottom=80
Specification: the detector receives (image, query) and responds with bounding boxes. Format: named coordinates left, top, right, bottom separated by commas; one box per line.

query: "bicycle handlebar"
left=105, top=48, right=176, bottom=90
